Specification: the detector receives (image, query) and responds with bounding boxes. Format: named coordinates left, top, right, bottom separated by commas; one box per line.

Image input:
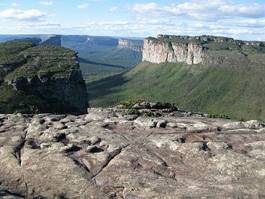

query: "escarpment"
left=0, top=39, right=88, bottom=114
left=143, top=35, right=265, bottom=66
left=118, top=39, right=143, bottom=52
left=143, top=39, right=205, bottom=65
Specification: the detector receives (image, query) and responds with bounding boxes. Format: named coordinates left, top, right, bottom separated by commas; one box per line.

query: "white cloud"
left=132, top=1, right=265, bottom=20
left=11, top=2, right=19, bottom=7
left=126, top=0, right=265, bottom=40
left=110, top=6, right=118, bottom=12
left=0, top=8, right=45, bottom=21
left=77, top=4, right=88, bottom=9
left=40, top=1, right=53, bottom=6
left=0, top=0, right=264, bottom=41
left=132, top=3, right=158, bottom=13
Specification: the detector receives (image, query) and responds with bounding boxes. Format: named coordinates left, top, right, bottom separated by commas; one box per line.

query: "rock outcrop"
left=1, top=103, right=265, bottom=198
left=0, top=40, right=88, bottom=114
left=143, top=35, right=265, bottom=65
left=118, top=39, right=143, bottom=52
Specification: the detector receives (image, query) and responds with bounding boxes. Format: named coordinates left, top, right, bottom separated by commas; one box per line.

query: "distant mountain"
left=87, top=35, right=265, bottom=121
left=61, top=35, right=143, bottom=67
left=61, top=35, right=143, bottom=83
left=118, top=38, right=143, bottom=52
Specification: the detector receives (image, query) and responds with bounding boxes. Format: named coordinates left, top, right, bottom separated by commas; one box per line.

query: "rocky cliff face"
left=143, top=35, right=265, bottom=65
left=1, top=103, right=265, bottom=198
left=143, top=39, right=205, bottom=64
left=118, top=39, right=143, bottom=52
left=0, top=40, right=88, bottom=114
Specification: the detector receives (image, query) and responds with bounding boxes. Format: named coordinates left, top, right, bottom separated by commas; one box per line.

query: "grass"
left=87, top=58, right=265, bottom=121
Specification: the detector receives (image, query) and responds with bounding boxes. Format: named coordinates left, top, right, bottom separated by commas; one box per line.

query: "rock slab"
left=1, top=107, right=265, bottom=198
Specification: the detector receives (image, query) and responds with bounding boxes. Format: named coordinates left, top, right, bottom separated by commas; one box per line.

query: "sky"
left=0, top=0, right=264, bottom=40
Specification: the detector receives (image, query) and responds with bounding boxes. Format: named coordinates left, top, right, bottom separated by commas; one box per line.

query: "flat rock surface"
left=1, top=108, right=265, bottom=198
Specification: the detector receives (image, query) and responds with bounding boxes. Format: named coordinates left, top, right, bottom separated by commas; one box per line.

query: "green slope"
left=87, top=55, right=265, bottom=121
left=79, top=46, right=141, bottom=83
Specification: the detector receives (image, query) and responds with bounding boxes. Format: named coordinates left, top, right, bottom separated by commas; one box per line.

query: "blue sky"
left=0, top=0, right=264, bottom=40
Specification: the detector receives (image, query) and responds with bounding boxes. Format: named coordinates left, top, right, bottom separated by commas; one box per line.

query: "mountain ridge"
left=143, top=35, right=265, bottom=66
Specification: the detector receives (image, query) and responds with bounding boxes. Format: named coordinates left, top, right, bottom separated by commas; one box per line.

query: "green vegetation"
left=148, top=35, right=265, bottom=54
left=87, top=58, right=265, bottom=121
left=0, top=84, right=45, bottom=113
left=0, top=40, right=34, bottom=66
left=77, top=46, right=141, bottom=83
left=5, top=45, right=77, bottom=81
left=0, top=40, right=87, bottom=114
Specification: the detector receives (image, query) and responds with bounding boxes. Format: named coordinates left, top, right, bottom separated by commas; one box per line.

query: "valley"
left=1, top=0, right=265, bottom=197
left=0, top=34, right=143, bottom=83
left=61, top=35, right=143, bottom=83
left=1, top=34, right=265, bottom=121
left=87, top=35, right=265, bottom=121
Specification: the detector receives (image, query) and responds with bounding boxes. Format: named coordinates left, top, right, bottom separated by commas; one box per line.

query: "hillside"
left=87, top=54, right=265, bottom=120
left=0, top=39, right=88, bottom=114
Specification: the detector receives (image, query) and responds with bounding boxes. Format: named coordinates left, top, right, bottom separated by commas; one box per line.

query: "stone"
left=89, top=136, right=101, bottom=145
left=167, top=122, right=178, bottom=128
left=243, top=120, right=263, bottom=129
left=221, top=121, right=244, bottom=130
left=207, top=142, right=231, bottom=154
left=134, top=117, right=157, bottom=128
left=53, top=122, right=67, bottom=130
left=0, top=108, right=265, bottom=198
left=156, top=120, right=167, bottom=128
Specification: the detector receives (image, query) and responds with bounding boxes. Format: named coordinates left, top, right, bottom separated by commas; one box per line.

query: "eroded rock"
left=0, top=107, right=265, bottom=198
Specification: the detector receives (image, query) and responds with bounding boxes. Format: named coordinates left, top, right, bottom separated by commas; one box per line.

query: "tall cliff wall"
left=142, top=35, right=265, bottom=66
left=142, top=39, right=205, bottom=64
left=118, top=39, right=143, bottom=52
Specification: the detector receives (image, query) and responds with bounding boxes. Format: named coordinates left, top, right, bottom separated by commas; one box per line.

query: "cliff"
left=118, top=39, right=143, bottom=52
left=143, top=35, right=265, bottom=65
left=0, top=40, right=88, bottom=114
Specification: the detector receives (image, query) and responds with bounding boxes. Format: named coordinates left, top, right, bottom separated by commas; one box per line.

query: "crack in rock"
left=0, top=189, right=25, bottom=198
left=13, top=132, right=28, bottom=166
left=91, top=144, right=130, bottom=180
